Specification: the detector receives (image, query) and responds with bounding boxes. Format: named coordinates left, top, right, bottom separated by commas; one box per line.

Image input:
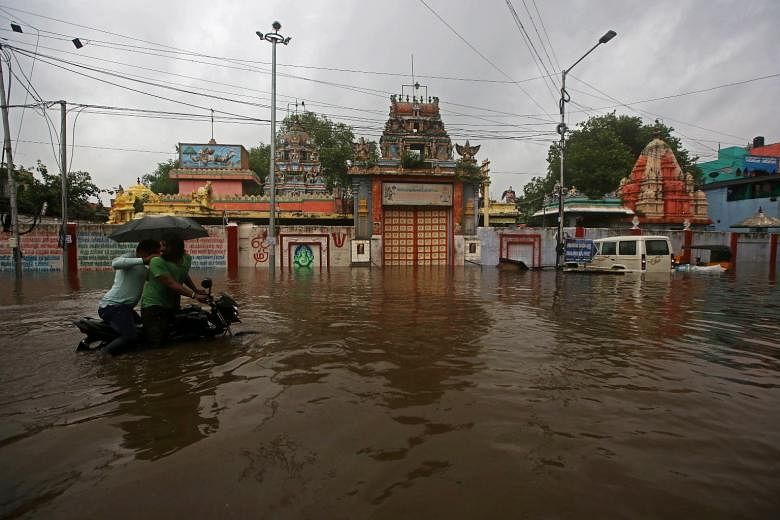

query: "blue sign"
left=745, top=155, right=778, bottom=174
left=565, top=238, right=597, bottom=263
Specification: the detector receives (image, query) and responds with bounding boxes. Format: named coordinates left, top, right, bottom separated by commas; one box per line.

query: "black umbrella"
left=108, top=215, right=209, bottom=242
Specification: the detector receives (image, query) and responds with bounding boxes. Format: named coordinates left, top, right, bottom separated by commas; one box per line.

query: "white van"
left=583, top=235, right=673, bottom=273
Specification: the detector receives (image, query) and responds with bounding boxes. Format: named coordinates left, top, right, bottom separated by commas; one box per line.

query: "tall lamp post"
left=556, top=29, right=616, bottom=269
left=257, top=22, right=291, bottom=273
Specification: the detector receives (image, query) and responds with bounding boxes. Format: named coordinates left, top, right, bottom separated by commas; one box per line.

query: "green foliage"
left=546, top=113, right=700, bottom=199
left=11, top=160, right=106, bottom=221
left=516, top=175, right=557, bottom=223
left=283, top=112, right=354, bottom=191
left=523, top=112, right=703, bottom=219
left=455, top=160, right=481, bottom=178
left=142, top=159, right=179, bottom=194
left=400, top=151, right=427, bottom=169
left=247, top=144, right=270, bottom=195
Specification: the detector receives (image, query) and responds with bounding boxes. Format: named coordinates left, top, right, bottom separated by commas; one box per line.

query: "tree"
left=516, top=174, right=557, bottom=223
left=282, top=112, right=355, bottom=191
left=11, top=160, right=106, bottom=221
left=142, top=159, right=179, bottom=194
left=247, top=144, right=270, bottom=195
left=546, top=113, right=700, bottom=200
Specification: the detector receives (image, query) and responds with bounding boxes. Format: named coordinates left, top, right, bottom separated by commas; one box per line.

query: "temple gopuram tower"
left=618, top=136, right=709, bottom=226
left=273, top=120, right=326, bottom=197
left=348, top=84, right=483, bottom=266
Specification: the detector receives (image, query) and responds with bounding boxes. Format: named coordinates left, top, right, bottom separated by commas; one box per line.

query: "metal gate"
left=383, top=207, right=449, bottom=266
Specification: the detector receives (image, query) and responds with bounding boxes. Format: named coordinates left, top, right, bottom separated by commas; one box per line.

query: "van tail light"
left=670, top=253, right=675, bottom=267
left=641, top=253, right=647, bottom=271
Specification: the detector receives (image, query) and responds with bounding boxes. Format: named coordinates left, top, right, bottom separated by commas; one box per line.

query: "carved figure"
left=501, top=186, right=517, bottom=203
left=354, top=137, right=371, bottom=162
left=191, top=181, right=213, bottom=207
left=455, top=140, right=480, bottom=163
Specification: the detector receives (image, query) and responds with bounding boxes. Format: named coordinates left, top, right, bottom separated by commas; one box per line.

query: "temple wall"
left=1, top=223, right=227, bottom=272
left=477, top=226, right=778, bottom=271
left=2, top=223, right=776, bottom=273
left=236, top=224, right=354, bottom=269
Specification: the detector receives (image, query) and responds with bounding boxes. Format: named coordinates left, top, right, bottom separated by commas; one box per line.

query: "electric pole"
left=0, top=45, right=22, bottom=274
left=60, top=100, right=68, bottom=273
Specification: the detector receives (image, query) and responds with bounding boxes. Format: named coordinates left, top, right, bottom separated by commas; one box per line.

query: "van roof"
left=593, top=235, right=670, bottom=242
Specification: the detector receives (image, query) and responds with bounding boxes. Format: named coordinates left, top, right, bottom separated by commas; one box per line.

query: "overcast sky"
left=2, top=0, right=779, bottom=203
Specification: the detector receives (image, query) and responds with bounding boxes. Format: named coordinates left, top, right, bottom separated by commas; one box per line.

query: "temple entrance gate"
left=383, top=207, right=449, bottom=266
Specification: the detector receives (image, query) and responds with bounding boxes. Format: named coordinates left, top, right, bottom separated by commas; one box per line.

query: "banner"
left=745, top=155, right=778, bottom=174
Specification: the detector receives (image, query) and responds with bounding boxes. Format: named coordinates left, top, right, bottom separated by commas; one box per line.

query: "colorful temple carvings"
left=618, top=136, right=709, bottom=225
left=349, top=85, right=484, bottom=266
left=273, top=121, right=326, bottom=197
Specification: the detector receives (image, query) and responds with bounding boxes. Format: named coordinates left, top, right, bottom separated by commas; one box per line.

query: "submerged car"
left=566, top=235, right=674, bottom=273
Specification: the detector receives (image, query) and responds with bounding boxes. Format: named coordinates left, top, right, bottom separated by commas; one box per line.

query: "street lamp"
left=257, top=22, right=291, bottom=273
left=556, top=29, right=616, bottom=269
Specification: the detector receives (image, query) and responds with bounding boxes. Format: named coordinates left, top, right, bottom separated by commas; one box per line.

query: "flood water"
left=0, top=266, right=778, bottom=519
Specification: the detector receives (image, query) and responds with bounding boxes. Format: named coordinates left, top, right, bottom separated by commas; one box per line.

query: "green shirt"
left=141, top=254, right=193, bottom=309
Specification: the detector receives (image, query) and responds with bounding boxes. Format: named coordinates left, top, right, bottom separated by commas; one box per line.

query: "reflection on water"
left=0, top=267, right=778, bottom=518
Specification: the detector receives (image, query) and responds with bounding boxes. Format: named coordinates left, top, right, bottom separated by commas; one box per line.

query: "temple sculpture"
left=349, top=84, right=486, bottom=265
left=273, top=120, right=326, bottom=197
left=618, top=136, right=709, bottom=225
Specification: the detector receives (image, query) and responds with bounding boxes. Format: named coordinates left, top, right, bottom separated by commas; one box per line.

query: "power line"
left=505, top=0, right=558, bottom=102
left=12, top=139, right=176, bottom=155
left=417, top=0, right=551, bottom=116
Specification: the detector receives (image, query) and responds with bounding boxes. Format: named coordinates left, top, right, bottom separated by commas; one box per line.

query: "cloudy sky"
left=2, top=0, right=778, bottom=203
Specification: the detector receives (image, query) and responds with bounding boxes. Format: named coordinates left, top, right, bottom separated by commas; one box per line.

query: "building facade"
left=698, top=137, right=780, bottom=231
left=349, top=88, right=482, bottom=266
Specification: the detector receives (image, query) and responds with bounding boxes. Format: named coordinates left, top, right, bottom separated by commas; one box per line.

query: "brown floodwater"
left=0, top=266, right=778, bottom=519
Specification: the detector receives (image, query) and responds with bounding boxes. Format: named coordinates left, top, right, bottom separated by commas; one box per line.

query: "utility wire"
left=505, top=0, right=558, bottom=102
left=417, top=0, right=551, bottom=116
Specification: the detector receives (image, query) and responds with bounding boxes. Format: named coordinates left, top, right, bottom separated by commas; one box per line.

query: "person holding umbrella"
left=140, top=236, right=209, bottom=348
left=98, top=239, right=161, bottom=355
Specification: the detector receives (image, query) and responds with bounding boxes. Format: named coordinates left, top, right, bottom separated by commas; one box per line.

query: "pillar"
left=769, top=233, right=778, bottom=280
left=730, top=232, right=739, bottom=270
left=681, top=228, right=693, bottom=264
left=67, top=222, right=78, bottom=274
left=226, top=222, right=239, bottom=275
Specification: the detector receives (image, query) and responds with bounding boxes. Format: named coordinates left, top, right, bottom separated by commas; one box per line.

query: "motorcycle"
left=74, top=278, right=240, bottom=352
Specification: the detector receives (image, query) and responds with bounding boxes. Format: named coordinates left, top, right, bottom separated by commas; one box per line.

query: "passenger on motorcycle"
left=140, top=237, right=209, bottom=348
left=98, top=239, right=161, bottom=355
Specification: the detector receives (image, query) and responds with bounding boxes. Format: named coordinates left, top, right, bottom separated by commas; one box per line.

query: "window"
left=645, top=240, right=669, bottom=255
left=600, top=241, right=616, bottom=255
left=618, top=240, right=637, bottom=255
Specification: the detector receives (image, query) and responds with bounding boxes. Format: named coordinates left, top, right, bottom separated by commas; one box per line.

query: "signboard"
left=565, top=238, right=596, bottom=263
left=745, top=155, right=778, bottom=174
left=180, top=143, right=242, bottom=169
left=382, top=182, right=453, bottom=206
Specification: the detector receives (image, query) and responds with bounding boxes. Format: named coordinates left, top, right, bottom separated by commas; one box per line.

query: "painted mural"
left=180, top=144, right=242, bottom=169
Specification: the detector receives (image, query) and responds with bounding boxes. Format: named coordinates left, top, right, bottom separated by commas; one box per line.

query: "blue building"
left=699, top=137, right=780, bottom=231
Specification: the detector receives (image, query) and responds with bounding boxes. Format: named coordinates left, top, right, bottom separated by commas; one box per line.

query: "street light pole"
left=257, top=22, right=291, bottom=274
left=556, top=29, right=616, bottom=269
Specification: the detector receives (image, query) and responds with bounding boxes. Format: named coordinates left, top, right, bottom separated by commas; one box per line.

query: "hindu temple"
left=273, top=121, right=327, bottom=197
left=618, top=136, right=709, bottom=226
left=348, top=84, right=483, bottom=266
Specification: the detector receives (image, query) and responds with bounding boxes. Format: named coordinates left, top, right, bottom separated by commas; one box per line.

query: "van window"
left=645, top=240, right=670, bottom=255
left=601, top=241, right=616, bottom=255
left=618, top=240, right=637, bottom=255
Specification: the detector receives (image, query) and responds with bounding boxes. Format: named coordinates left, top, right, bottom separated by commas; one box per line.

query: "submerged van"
left=583, top=235, right=673, bottom=273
